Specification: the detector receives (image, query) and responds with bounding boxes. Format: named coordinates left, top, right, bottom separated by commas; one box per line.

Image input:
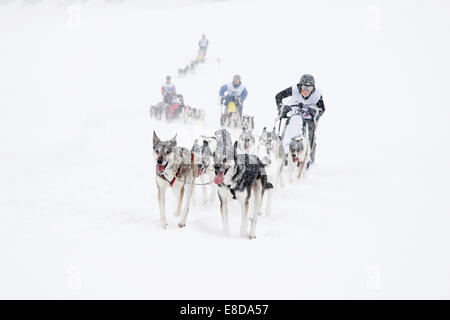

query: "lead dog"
left=150, top=103, right=163, bottom=120
left=212, top=129, right=272, bottom=239
left=181, top=105, right=193, bottom=124
left=178, top=65, right=189, bottom=78
left=153, top=132, right=194, bottom=229
left=286, top=135, right=310, bottom=182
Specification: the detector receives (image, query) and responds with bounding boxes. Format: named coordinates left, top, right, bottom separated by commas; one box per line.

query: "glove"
left=280, top=105, right=291, bottom=119
left=218, top=96, right=223, bottom=105
left=277, top=103, right=283, bottom=114
left=301, top=107, right=316, bottom=119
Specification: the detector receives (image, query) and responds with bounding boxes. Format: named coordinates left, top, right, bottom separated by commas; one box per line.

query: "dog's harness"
left=170, top=165, right=182, bottom=186
left=158, top=164, right=183, bottom=187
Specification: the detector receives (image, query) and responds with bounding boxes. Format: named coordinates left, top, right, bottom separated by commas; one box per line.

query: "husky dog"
left=212, top=129, right=273, bottom=239
left=191, top=108, right=205, bottom=122
left=150, top=103, right=163, bottom=120
left=257, top=127, right=285, bottom=216
left=181, top=105, right=193, bottom=124
left=196, top=108, right=206, bottom=122
left=190, top=59, right=198, bottom=73
left=191, top=135, right=218, bottom=204
left=287, top=135, right=310, bottom=182
left=228, top=112, right=242, bottom=129
left=237, top=127, right=256, bottom=155
left=153, top=132, right=195, bottom=229
left=241, top=115, right=255, bottom=131
left=178, top=65, right=189, bottom=78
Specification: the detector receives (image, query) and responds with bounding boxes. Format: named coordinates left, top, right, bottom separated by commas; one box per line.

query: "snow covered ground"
left=1, top=0, right=450, bottom=299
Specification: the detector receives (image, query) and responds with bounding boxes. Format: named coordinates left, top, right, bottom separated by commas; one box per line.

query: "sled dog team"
left=153, top=125, right=310, bottom=239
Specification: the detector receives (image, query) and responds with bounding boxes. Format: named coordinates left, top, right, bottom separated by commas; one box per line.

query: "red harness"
left=169, top=165, right=182, bottom=186
left=158, top=164, right=182, bottom=187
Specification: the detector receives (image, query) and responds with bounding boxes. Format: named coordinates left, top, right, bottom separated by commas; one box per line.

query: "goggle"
left=301, top=85, right=314, bottom=92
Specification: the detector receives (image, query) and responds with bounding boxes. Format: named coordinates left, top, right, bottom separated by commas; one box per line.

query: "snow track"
left=1, top=0, right=450, bottom=299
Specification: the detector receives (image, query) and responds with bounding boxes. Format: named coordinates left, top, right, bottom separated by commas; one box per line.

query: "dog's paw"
left=240, top=229, right=249, bottom=238
left=161, top=222, right=168, bottom=229
left=178, top=222, right=186, bottom=228
left=248, top=234, right=256, bottom=240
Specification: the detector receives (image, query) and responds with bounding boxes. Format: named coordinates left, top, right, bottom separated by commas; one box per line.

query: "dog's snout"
left=157, top=157, right=163, bottom=165
left=214, top=164, right=221, bottom=171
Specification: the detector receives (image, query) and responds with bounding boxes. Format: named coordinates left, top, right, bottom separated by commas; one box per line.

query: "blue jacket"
left=219, top=82, right=248, bottom=101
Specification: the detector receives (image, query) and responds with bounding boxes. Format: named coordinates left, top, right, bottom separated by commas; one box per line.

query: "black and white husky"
left=153, top=132, right=194, bottom=229
left=212, top=129, right=272, bottom=239
left=241, top=115, right=255, bottom=131
left=257, top=127, right=285, bottom=216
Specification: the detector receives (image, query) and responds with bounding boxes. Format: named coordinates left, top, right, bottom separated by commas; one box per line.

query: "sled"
left=227, top=101, right=237, bottom=113
left=220, top=96, right=241, bottom=128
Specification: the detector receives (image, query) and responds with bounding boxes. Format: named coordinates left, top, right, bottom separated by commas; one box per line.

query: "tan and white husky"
left=153, top=131, right=195, bottom=229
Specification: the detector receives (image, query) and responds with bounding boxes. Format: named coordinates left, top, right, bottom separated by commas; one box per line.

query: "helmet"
left=300, top=74, right=315, bottom=87
left=166, top=75, right=171, bottom=81
left=233, top=74, right=241, bottom=82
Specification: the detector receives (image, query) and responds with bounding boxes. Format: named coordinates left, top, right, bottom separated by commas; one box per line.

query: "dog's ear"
left=233, top=141, right=238, bottom=162
left=169, top=134, right=177, bottom=147
left=153, top=131, right=160, bottom=145
left=262, top=127, right=267, bottom=134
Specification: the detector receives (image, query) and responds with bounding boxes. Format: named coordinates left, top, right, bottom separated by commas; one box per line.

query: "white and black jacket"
left=275, top=84, right=325, bottom=119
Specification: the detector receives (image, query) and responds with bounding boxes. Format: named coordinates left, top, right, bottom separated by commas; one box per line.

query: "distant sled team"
left=149, top=75, right=206, bottom=123
left=150, top=35, right=209, bottom=123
